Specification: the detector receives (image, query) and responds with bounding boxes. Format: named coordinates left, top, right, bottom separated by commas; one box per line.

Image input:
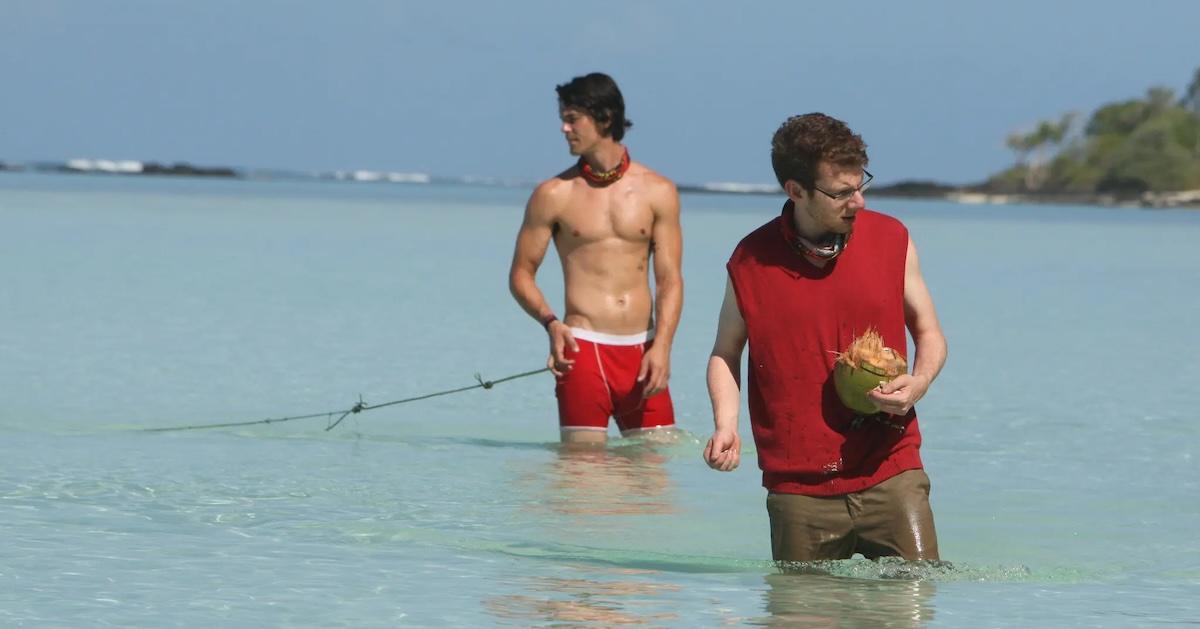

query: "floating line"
left=140, top=367, right=550, bottom=433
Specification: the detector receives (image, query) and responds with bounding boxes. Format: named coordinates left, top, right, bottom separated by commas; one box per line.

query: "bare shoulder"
left=532, top=168, right=577, bottom=199
left=526, top=169, right=577, bottom=217
left=631, top=161, right=677, bottom=193
left=629, top=161, right=679, bottom=211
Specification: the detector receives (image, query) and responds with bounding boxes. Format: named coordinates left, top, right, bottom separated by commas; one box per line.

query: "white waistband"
left=570, top=327, right=653, bottom=346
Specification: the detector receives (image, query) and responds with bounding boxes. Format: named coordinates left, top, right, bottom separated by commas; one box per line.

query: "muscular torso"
left=551, top=165, right=658, bottom=335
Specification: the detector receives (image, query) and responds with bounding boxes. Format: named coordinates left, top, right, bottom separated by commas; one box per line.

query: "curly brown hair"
left=770, top=113, right=868, bottom=190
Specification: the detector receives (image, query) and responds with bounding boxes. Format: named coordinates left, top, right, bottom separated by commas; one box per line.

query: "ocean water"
left=1, top=172, right=1197, bottom=627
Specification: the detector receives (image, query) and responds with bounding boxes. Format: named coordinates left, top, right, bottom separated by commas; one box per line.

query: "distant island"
left=872, top=66, right=1200, bottom=209
left=4, top=67, right=1198, bottom=209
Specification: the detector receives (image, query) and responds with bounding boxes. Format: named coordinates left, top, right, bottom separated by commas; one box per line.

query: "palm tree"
left=1007, top=112, right=1076, bottom=190
left=1182, top=67, right=1200, bottom=158
left=1179, top=68, right=1200, bottom=115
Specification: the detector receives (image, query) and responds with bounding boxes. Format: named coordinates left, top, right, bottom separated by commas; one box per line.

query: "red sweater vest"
left=727, top=205, right=924, bottom=496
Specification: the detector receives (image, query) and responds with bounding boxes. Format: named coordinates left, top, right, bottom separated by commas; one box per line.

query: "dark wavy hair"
left=556, top=73, right=633, bottom=141
left=770, top=113, right=868, bottom=190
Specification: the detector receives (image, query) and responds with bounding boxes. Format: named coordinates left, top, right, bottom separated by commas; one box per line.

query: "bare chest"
left=554, top=185, right=654, bottom=245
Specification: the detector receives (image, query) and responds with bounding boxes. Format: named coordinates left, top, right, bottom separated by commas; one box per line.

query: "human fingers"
left=643, top=368, right=663, bottom=398
left=704, top=435, right=733, bottom=462
left=877, top=374, right=913, bottom=395
left=552, top=338, right=575, bottom=367
left=722, top=436, right=741, bottom=471
left=716, top=447, right=739, bottom=471
left=563, top=328, right=579, bottom=353
left=653, top=366, right=669, bottom=392
left=636, top=353, right=650, bottom=384
left=869, top=390, right=911, bottom=415
left=702, top=439, right=720, bottom=468
left=868, top=384, right=905, bottom=403
left=705, top=434, right=736, bottom=471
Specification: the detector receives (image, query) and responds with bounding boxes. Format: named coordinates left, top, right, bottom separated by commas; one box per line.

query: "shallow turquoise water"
left=1, top=173, right=1197, bottom=626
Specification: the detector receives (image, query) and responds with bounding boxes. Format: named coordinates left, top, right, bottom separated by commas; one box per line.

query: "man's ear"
left=783, top=180, right=807, bottom=203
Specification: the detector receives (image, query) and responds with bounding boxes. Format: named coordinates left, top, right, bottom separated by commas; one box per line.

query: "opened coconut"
left=833, top=327, right=907, bottom=414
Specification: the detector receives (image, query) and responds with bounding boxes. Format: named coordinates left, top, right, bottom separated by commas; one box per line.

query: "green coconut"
left=833, top=328, right=907, bottom=414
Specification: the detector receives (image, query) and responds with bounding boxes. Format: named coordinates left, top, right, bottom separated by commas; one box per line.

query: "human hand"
left=703, top=429, right=741, bottom=471
left=867, top=374, right=930, bottom=416
left=637, top=343, right=671, bottom=398
left=546, top=322, right=578, bottom=377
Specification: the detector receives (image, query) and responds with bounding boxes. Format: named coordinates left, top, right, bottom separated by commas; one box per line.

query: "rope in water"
left=140, top=367, right=551, bottom=433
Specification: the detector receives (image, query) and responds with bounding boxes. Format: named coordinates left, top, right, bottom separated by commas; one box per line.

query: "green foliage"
left=1098, top=109, right=1200, bottom=194
left=999, top=70, right=1200, bottom=195
left=1087, top=100, right=1156, bottom=137
left=1044, top=152, right=1103, bottom=193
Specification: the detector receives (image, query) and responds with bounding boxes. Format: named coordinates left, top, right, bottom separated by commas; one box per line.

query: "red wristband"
left=540, top=313, right=558, bottom=330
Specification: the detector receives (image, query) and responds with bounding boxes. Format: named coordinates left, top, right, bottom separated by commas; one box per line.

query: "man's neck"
left=783, top=200, right=847, bottom=268
left=581, top=142, right=626, bottom=173
left=790, top=201, right=832, bottom=243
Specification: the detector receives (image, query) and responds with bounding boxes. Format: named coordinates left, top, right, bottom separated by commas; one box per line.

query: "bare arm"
left=508, top=182, right=578, bottom=376
left=649, top=181, right=683, bottom=347
left=508, top=183, right=559, bottom=323
left=703, top=277, right=748, bottom=471
left=638, top=179, right=683, bottom=396
left=870, top=236, right=947, bottom=414
left=903, top=236, right=947, bottom=386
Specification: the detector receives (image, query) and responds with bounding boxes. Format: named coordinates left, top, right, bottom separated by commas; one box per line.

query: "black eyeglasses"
left=812, top=170, right=873, bottom=201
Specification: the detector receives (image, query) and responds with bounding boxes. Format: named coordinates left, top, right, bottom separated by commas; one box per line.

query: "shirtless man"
left=509, top=72, right=683, bottom=444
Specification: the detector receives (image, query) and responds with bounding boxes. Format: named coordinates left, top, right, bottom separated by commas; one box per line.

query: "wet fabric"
left=766, top=469, right=939, bottom=561
left=555, top=328, right=675, bottom=434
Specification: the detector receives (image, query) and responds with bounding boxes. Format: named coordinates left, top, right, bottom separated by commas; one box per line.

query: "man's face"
left=559, top=106, right=604, bottom=155
left=793, top=161, right=869, bottom=236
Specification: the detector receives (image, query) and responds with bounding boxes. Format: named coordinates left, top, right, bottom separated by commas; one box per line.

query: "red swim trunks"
left=555, top=328, right=676, bottom=435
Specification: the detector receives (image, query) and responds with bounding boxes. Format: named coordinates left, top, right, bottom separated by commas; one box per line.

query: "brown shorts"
left=766, top=469, right=939, bottom=562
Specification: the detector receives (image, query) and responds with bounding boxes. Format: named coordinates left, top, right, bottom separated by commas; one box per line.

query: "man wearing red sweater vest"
left=702, top=113, right=947, bottom=563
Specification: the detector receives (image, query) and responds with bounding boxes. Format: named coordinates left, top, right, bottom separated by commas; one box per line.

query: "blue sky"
left=2, top=1, right=1197, bottom=185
